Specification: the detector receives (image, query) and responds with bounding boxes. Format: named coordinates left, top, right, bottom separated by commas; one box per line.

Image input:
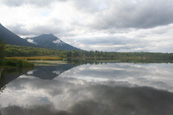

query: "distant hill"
left=0, top=23, right=37, bottom=47
left=27, top=34, right=80, bottom=51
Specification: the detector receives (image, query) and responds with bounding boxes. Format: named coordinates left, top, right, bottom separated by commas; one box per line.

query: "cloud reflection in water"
left=1, top=63, right=173, bottom=115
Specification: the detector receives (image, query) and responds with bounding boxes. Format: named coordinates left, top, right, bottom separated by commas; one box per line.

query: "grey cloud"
left=76, top=0, right=173, bottom=29
left=31, top=25, right=67, bottom=36
left=73, top=24, right=173, bottom=52
left=7, top=24, right=30, bottom=36
left=7, top=22, right=70, bottom=37
left=2, top=105, right=69, bottom=115
left=75, top=35, right=152, bottom=52
left=73, top=0, right=102, bottom=12
left=78, top=36, right=142, bottom=45
left=0, top=0, right=68, bottom=7
left=89, top=43, right=151, bottom=52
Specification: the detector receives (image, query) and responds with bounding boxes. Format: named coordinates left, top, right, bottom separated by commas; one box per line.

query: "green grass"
left=0, top=59, right=34, bottom=67
left=6, top=56, right=63, bottom=60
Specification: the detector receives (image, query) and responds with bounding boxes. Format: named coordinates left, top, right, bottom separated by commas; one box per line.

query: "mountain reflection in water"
left=1, top=63, right=173, bottom=115
left=28, top=64, right=75, bottom=80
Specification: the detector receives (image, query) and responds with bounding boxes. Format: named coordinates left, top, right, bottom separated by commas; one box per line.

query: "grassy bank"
left=0, top=59, right=34, bottom=68
left=6, top=56, right=63, bottom=60
left=5, top=56, right=67, bottom=66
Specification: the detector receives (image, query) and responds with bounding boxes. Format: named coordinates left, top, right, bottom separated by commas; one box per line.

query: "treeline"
left=5, top=44, right=62, bottom=57
left=4, top=44, right=173, bottom=61
left=62, top=51, right=173, bottom=60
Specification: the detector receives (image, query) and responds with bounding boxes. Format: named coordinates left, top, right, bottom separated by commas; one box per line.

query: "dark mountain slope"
left=0, top=24, right=37, bottom=47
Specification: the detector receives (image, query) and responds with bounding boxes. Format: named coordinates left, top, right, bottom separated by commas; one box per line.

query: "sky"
left=0, top=0, right=173, bottom=52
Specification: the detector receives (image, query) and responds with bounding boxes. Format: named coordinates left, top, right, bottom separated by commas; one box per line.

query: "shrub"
left=0, top=59, right=34, bottom=67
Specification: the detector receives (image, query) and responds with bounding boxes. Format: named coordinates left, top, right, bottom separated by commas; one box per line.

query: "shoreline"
left=29, top=60, right=67, bottom=66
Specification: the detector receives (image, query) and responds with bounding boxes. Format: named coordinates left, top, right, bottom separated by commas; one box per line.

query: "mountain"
left=0, top=23, right=37, bottom=47
left=27, top=34, right=80, bottom=51
left=0, top=23, right=80, bottom=51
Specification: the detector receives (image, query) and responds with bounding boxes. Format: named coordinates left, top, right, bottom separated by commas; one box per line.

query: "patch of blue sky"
left=40, top=10, right=50, bottom=17
left=98, top=2, right=107, bottom=10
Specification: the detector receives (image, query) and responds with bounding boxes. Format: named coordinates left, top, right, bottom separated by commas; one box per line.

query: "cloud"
left=63, top=24, right=173, bottom=52
left=6, top=17, right=71, bottom=37
left=0, top=0, right=68, bottom=7
left=27, top=39, right=37, bottom=44
left=72, top=0, right=104, bottom=12
left=2, top=105, right=69, bottom=115
left=87, top=0, right=173, bottom=29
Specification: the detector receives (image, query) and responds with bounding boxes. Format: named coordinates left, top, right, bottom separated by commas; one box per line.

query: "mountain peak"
left=40, top=33, right=54, bottom=37
left=28, top=34, right=80, bottom=51
left=33, top=34, right=58, bottom=42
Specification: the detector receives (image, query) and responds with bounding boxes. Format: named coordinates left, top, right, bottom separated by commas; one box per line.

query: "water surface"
left=1, top=63, right=173, bottom=115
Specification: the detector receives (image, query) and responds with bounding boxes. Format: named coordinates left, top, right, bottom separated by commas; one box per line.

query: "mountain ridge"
left=27, top=34, right=80, bottom=51
left=0, top=24, right=80, bottom=51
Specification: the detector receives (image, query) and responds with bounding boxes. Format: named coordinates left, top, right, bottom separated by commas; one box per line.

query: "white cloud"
left=0, top=0, right=67, bottom=7
left=27, top=39, right=37, bottom=44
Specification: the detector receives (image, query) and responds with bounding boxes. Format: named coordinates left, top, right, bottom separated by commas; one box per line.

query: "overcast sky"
left=0, top=0, right=173, bottom=52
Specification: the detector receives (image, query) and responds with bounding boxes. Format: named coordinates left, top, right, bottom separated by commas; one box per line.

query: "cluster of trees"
left=61, top=51, right=173, bottom=60
left=5, top=45, right=62, bottom=57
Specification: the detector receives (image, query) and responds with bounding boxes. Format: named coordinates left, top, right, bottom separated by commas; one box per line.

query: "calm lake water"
left=1, top=63, right=173, bottom=115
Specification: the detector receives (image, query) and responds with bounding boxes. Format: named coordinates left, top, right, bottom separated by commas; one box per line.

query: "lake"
left=1, top=63, right=173, bottom=115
